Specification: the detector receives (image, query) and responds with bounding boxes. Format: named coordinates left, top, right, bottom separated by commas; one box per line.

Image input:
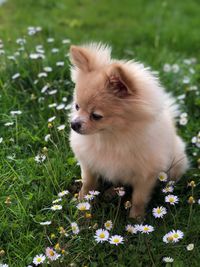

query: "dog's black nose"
left=71, top=121, right=82, bottom=132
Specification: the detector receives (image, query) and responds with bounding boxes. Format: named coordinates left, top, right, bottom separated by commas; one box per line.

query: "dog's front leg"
left=129, top=175, right=156, bottom=220
left=79, top=164, right=97, bottom=199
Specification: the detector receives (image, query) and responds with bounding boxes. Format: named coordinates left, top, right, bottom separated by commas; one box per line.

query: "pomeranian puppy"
left=69, top=43, right=188, bottom=219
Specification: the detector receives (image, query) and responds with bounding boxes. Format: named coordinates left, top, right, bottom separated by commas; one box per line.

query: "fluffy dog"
left=69, top=43, right=188, bottom=219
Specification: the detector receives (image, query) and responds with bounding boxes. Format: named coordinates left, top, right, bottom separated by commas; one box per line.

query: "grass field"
left=0, top=0, right=200, bottom=266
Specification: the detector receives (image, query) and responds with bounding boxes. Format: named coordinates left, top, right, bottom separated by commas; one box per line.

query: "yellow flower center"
left=173, top=233, right=179, bottom=238
left=169, top=198, right=174, bottom=202
left=99, top=233, right=105, bottom=238
left=49, top=250, right=55, bottom=256
left=167, top=236, right=174, bottom=242
left=113, top=238, right=120, bottom=243
left=79, top=205, right=86, bottom=211
left=144, top=227, right=149, bottom=231
left=37, top=258, right=42, bottom=262
left=157, top=208, right=161, bottom=214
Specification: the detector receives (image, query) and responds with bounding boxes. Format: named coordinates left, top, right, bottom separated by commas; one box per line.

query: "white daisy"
left=45, top=247, right=60, bottom=261
left=12, top=73, right=20, bottom=80
left=0, top=49, right=5, bottom=55
left=48, top=89, right=57, bottom=95
left=52, top=198, right=62, bottom=204
left=172, top=64, right=180, bottom=73
left=51, top=205, right=62, bottom=211
left=89, top=190, right=100, bottom=196
left=56, top=61, right=65, bottom=66
left=140, top=224, right=154, bottom=234
left=163, top=232, right=174, bottom=243
left=8, top=56, right=16, bottom=61
left=186, top=243, right=194, bottom=251
left=152, top=206, right=167, bottom=218
left=94, top=229, right=109, bottom=243
left=183, top=76, right=190, bottom=84
left=62, top=97, right=68, bottom=102
left=84, top=194, right=94, bottom=201
left=51, top=48, right=59, bottom=53
left=62, top=39, right=71, bottom=44
left=104, top=220, right=113, bottom=231
left=4, top=122, right=14, bottom=126
left=0, top=264, right=9, bottom=267
left=48, top=103, right=57, bottom=108
left=58, top=190, right=69, bottom=197
left=40, top=85, right=49, bottom=94
left=10, top=110, right=22, bottom=116
left=76, top=202, right=91, bottom=211
left=16, top=38, right=26, bottom=45
left=163, top=64, right=171, bottom=72
left=56, top=103, right=65, bottom=110
left=171, top=230, right=184, bottom=242
left=65, top=104, right=72, bottom=110
left=158, top=172, right=168, bottom=182
left=57, top=125, right=65, bottom=131
left=163, top=230, right=184, bottom=243
left=109, top=235, right=124, bottom=245
left=134, top=224, right=143, bottom=232
left=44, top=134, right=51, bottom=142
left=125, top=224, right=137, bottom=234
left=38, top=72, right=47, bottom=78
left=34, top=154, right=46, bottom=163
left=43, top=66, right=52, bottom=72
left=71, top=222, right=79, bottom=234
left=179, top=116, right=188, bottom=125
left=163, top=257, right=174, bottom=263
left=39, top=221, right=51, bottom=226
left=48, top=116, right=56, bottom=122
left=165, top=195, right=179, bottom=205
left=29, top=53, right=42, bottom=59
left=114, top=187, right=125, bottom=196
left=47, top=38, right=54, bottom=43
left=33, top=254, right=46, bottom=265
left=162, top=185, right=174, bottom=193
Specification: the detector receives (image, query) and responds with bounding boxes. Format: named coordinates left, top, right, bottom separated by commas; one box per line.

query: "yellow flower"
left=0, top=249, right=5, bottom=256
left=188, top=196, right=195, bottom=204
left=167, top=236, right=174, bottom=242
left=85, top=212, right=92, bottom=219
left=48, top=122, right=53, bottom=128
left=188, top=181, right=196, bottom=188
left=50, top=233, right=56, bottom=239
left=58, top=227, right=66, bottom=235
left=54, top=243, right=61, bottom=251
left=124, top=201, right=132, bottom=209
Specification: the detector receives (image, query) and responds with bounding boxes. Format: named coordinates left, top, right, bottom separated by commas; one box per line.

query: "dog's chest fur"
left=70, top=129, right=166, bottom=184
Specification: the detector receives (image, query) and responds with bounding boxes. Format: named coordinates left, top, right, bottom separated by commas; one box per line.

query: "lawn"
left=0, top=0, right=200, bottom=266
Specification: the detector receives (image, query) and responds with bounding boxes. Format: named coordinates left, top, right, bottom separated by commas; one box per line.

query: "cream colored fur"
left=69, top=43, right=189, bottom=219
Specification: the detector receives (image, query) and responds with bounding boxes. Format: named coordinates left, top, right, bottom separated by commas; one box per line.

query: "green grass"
left=0, top=0, right=200, bottom=266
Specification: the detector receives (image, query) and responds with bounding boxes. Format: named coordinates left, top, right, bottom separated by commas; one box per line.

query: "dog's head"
left=69, top=43, right=163, bottom=135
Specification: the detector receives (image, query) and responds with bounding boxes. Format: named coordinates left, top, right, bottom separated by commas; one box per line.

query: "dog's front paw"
left=78, top=186, right=90, bottom=200
left=129, top=206, right=145, bottom=222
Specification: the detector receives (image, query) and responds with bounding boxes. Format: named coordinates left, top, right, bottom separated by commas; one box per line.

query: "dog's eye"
left=91, top=113, right=103, bottom=121
left=75, top=103, right=79, bottom=111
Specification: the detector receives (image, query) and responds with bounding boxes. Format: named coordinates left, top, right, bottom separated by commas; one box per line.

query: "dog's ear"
left=70, top=45, right=90, bottom=72
left=107, top=64, right=134, bottom=98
